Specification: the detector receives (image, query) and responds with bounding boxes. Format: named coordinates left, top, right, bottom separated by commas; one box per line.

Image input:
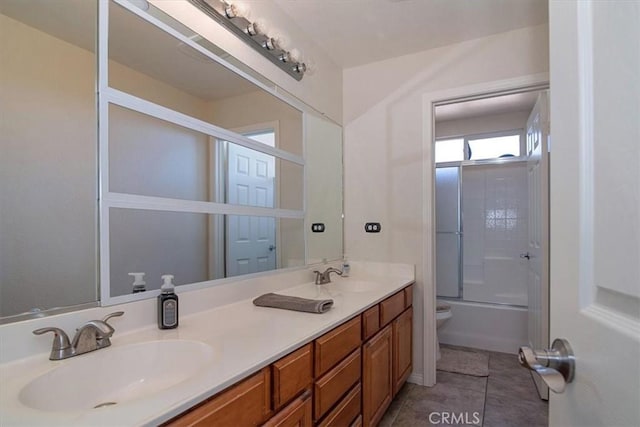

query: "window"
left=468, top=134, right=520, bottom=160
left=435, top=131, right=522, bottom=164
left=435, top=138, right=464, bottom=163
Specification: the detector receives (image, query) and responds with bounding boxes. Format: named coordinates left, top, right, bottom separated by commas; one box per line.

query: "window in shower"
left=435, top=130, right=523, bottom=164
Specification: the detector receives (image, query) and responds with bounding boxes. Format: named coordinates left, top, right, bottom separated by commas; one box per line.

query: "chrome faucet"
left=313, top=267, right=343, bottom=285
left=33, top=311, right=124, bottom=360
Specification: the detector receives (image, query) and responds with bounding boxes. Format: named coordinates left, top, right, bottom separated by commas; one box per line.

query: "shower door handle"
left=518, top=338, right=575, bottom=393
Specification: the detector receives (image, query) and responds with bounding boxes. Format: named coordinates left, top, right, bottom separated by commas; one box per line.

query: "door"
left=548, top=1, right=640, bottom=425
left=362, top=324, right=393, bottom=427
left=226, top=142, right=276, bottom=276
left=435, top=166, right=461, bottom=298
left=525, top=91, right=550, bottom=400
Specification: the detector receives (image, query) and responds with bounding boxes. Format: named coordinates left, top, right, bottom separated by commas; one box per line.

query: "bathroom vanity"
left=0, top=264, right=415, bottom=426
left=163, top=284, right=413, bottom=427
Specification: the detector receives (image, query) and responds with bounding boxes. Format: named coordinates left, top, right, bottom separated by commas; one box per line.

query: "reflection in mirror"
left=306, top=114, right=343, bottom=263
left=0, top=0, right=98, bottom=318
left=0, top=0, right=343, bottom=319
left=109, top=208, right=304, bottom=296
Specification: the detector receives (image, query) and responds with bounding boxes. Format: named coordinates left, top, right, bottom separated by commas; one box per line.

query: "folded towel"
left=253, top=293, right=333, bottom=314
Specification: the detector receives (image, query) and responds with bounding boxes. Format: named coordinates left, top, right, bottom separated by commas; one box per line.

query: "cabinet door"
left=362, top=324, right=393, bottom=427
left=262, top=390, right=312, bottom=427
left=392, top=307, right=413, bottom=396
left=165, top=368, right=271, bottom=427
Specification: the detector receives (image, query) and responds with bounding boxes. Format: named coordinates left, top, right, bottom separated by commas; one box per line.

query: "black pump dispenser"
left=158, top=274, right=178, bottom=329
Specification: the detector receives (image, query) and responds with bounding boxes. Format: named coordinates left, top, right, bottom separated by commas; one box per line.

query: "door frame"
left=421, top=73, right=549, bottom=386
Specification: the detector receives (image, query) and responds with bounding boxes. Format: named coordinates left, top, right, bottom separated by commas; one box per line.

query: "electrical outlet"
left=364, top=222, right=381, bottom=233
left=311, top=223, right=325, bottom=233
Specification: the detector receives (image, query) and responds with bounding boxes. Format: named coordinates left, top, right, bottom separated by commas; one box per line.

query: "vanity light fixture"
left=189, top=0, right=309, bottom=80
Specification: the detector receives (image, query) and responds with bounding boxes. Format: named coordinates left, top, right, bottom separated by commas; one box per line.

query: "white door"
left=525, top=91, right=550, bottom=400
left=547, top=1, right=640, bottom=425
left=226, top=142, right=276, bottom=276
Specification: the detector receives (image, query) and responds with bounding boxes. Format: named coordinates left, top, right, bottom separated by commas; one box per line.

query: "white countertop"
left=0, top=267, right=414, bottom=426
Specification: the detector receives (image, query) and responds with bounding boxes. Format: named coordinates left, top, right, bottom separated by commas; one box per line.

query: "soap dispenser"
left=158, top=274, right=178, bottom=329
left=129, top=272, right=146, bottom=293
left=342, top=256, right=350, bottom=277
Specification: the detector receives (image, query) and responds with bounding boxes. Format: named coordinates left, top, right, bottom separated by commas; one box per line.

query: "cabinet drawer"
left=263, top=390, right=312, bottom=427
left=314, top=348, right=362, bottom=421
left=315, top=316, right=362, bottom=377
left=318, top=382, right=361, bottom=427
left=362, top=305, right=380, bottom=341
left=404, top=285, right=413, bottom=308
left=165, top=367, right=271, bottom=427
left=272, top=343, right=313, bottom=410
left=379, top=291, right=405, bottom=326
left=351, top=415, right=363, bottom=427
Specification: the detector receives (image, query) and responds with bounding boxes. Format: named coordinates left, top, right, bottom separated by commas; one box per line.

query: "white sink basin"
left=328, top=280, right=382, bottom=293
left=19, top=340, right=215, bottom=412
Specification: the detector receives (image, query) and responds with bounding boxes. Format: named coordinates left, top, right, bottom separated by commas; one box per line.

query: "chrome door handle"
left=518, top=338, right=575, bottom=393
left=520, top=252, right=531, bottom=259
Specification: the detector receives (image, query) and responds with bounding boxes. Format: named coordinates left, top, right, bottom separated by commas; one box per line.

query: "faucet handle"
left=102, top=311, right=124, bottom=329
left=33, top=327, right=72, bottom=360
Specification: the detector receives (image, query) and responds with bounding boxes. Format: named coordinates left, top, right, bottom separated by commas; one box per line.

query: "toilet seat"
left=436, top=301, right=451, bottom=313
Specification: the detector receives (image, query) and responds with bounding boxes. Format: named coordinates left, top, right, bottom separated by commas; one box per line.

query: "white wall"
left=343, top=24, right=549, bottom=381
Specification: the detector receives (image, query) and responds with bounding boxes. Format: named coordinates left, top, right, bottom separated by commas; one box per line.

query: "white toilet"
left=436, top=301, right=452, bottom=360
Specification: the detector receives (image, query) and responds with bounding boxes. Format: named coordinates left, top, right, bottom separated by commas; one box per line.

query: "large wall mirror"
left=0, top=0, right=343, bottom=321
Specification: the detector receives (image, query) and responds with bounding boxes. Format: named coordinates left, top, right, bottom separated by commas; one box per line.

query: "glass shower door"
left=435, top=166, right=461, bottom=298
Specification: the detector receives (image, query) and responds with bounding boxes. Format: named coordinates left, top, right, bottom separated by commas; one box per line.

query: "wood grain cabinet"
left=362, top=324, right=393, bottom=427
left=272, top=343, right=313, bottom=411
left=392, top=307, right=413, bottom=396
left=164, top=284, right=414, bottom=427
left=164, top=367, right=271, bottom=427
left=262, top=390, right=312, bottom=427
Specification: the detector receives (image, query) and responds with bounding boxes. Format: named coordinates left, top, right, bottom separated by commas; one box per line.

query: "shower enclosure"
left=436, top=161, right=529, bottom=307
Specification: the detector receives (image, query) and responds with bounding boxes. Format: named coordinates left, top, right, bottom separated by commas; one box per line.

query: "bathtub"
left=437, top=299, right=527, bottom=354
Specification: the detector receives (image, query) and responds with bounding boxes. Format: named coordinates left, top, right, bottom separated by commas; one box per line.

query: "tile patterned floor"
left=380, top=346, right=548, bottom=427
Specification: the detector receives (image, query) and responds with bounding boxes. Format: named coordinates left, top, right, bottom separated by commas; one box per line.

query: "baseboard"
left=407, top=373, right=424, bottom=386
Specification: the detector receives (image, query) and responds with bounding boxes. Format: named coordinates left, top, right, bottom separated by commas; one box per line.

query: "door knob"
left=518, top=338, right=575, bottom=393
left=520, top=252, right=531, bottom=259
left=268, top=245, right=276, bottom=251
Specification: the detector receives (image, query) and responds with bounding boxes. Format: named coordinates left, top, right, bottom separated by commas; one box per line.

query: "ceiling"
left=272, top=0, right=548, bottom=68
left=435, top=91, right=540, bottom=122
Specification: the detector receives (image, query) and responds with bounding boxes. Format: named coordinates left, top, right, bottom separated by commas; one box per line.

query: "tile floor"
left=380, top=345, right=548, bottom=426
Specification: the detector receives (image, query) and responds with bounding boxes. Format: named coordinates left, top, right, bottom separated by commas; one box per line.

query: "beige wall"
left=342, top=24, right=549, bottom=380
left=435, top=110, right=530, bottom=139
left=0, top=14, right=98, bottom=316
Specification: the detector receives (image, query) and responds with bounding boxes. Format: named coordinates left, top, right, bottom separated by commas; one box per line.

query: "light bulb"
left=262, top=38, right=278, bottom=50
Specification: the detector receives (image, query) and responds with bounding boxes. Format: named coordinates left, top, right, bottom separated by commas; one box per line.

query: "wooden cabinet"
left=262, top=390, right=312, bottom=427
left=362, top=324, right=393, bottom=427
left=165, top=367, right=271, bottom=427
left=272, top=343, right=313, bottom=411
left=317, top=383, right=361, bottom=427
left=166, top=283, right=413, bottom=427
left=392, top=307, right=413, bottom=396
left=362, top=305, right=380, bottom=341
left=379, top=291, right=405, bottom=327
left=314, top=348, right=361, bottom=421
left=314, top=316, right=362, bottom=377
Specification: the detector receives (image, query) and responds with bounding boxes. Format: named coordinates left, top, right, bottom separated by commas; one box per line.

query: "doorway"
left=429, top=86, right=550, bottom=400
